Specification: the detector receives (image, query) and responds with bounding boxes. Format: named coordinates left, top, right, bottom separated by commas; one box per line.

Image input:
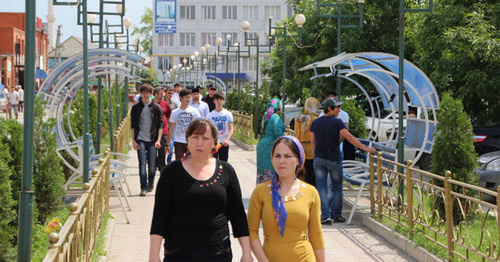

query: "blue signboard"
left=155, top=0, right=176, bottom=34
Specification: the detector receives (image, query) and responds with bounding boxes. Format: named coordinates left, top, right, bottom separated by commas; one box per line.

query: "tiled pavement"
left=106, top=143, right=415, bottom=261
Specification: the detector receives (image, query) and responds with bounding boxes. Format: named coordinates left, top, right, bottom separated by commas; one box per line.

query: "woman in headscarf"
left=294, top=97, right=320, bottom=187
left=248, top=136, right=326, bottom=262
left=256, top=98, right=286, bottom=184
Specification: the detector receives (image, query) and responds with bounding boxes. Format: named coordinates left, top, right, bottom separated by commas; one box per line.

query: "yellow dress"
left=248, top=181, right=325, bottom=262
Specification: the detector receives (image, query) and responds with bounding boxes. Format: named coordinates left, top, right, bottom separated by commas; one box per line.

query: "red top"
left=159, top=100, right=171, bottom=135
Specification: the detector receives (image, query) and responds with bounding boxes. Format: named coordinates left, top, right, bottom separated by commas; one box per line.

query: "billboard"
left=155, top=0, right=176, bottom=34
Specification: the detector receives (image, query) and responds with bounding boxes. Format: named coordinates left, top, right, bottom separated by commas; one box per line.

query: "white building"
left=152, top=0, right=293, bottom=89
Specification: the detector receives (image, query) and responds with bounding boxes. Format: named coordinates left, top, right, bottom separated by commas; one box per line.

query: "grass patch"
left=31, top=206, right=71, bottom=261
left=91, top=211, right=113, bottom=261
left=233, top=132, right=258, bottom=145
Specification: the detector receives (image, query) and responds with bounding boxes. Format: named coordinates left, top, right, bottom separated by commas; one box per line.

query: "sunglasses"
left=167, top=92, right=174, bottom=94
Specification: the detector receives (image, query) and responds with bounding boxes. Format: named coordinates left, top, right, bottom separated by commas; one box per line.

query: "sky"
left=0, top=0, right=151, bottom=42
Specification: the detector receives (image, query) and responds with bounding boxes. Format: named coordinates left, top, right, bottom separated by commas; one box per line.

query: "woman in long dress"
left=248, top=136, right=326, bottom=262
left=256, top=98, right=286, bottom=184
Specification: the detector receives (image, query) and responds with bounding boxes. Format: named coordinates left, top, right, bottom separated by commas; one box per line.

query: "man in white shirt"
left=189, top=87, right=210, bottom=118
left=8, top=86, right=19, bottom=119
left=170, top=83, right=182, bottom=108
left=206, top=91, right=234, bottom=162
left=167, top=89, right=201, bottom=160
left=16, top=85, right=24, bottom=113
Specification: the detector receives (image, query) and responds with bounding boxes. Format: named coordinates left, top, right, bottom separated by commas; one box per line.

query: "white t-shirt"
left=171, top=92, right=181, bottom=108
left=8, top=91, right=19, bottom=105
left=189, top=100, right=210, bottom=118
left=17, top=88, right=24, bottom=101
left=169, top=106, right=201, bottom=144
left=206, top=109, right=234, bottom=142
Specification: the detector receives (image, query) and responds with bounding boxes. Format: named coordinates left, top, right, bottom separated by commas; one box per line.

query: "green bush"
left=342, top=99, right=369, bottom=138
left=0, top=139, right=16, bottom=261
left=430, top=93, right=478, bottom=223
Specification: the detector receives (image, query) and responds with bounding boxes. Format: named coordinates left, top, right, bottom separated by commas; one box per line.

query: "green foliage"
left=68, top=89, right=98, bottom=139
left=343, top=99, right=368, bottom=138
left=136, top=68, right=159, bottom=87
left=132, top=7, right=153, bottom=56
left=0, top=119, right=24, bottom=206
left=0, top=139, right=16, bottom=261
left=430, top=93, right=478, bottom=223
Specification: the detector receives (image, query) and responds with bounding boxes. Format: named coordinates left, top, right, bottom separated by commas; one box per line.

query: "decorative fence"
left=113, top=111, right=131, bottom=154
left=368, top=153, right=500, bottom=261
left=43, top=151, right=111, bottom=262
left=231, top=110, right=255, bottom=143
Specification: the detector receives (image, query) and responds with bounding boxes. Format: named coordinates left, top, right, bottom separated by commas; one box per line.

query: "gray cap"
left=320, top=97, right=343, bottom=109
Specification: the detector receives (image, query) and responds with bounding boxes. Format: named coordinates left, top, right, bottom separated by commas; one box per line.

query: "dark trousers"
left=174, top=142, right=188, bottom=160
left=304, top=159, right=316, bottom=187
left=157, top=135, right=168, bottom=171
left=213, top=145, right=229, bottom=162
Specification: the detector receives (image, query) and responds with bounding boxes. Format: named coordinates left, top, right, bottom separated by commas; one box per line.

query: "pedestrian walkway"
left=106, top=143, right=415, bottom=261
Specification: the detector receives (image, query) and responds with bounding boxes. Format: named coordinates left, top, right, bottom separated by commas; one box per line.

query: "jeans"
left=313, top=157, right=343, bottom=219
left=167, top=137, right=174, bottom=163
left=137, top=140, right=157, bottom=190
left=9, top=104, right=18, bottom=119
left=157, top=135, right=168, bottom=171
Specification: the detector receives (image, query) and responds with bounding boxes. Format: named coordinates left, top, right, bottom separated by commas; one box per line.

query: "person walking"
left=171, top=83, right=183, bottom=108
left=17, top=85, right=24, bottom=113
left=202, top=84, right=217, bottom=112
left=294, top=97, right=320, bottom=187
left=153, top=87, right=171, bottom=173
left=248, top=136, right=326, bottom=262
left=164, top=86, right=177, bottom=163
left=256, top=98, right=286, bottom=184
left=7, top=86, right=19, bottom=120
left=131, top=84, right=164, bottom=196
left=310, top=97, right=375, bottom=224
left=150, top=119, right=251, bottom=262
left=167, top=89, right=201, bottom=160
left=206, top=91, right=234, bottom=162
left=189, top=87, right=210, bottom=117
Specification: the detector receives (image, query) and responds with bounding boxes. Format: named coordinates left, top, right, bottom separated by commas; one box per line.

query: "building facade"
left=152, top=0, right=292, bottom=89
left=0, top=13, right=49, bottom=90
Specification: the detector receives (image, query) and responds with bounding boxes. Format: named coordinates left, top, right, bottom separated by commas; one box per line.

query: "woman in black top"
left=150, top=119, right=252, bottom=262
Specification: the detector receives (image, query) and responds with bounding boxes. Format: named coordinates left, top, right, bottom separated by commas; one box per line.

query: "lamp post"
left=316, top=0, right=364, bottom=97
left=122, top=17, right=132, bottom=119
left=218, top=36, right=240, bottom=101
left=268, top=14, right=306, bottom=119
left=192, top=51, right=200, bottom=85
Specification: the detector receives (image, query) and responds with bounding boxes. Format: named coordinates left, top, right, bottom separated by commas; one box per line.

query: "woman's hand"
left=240, top=253, right=253, bottom=262
left=149, top=256, right=161, bottom=262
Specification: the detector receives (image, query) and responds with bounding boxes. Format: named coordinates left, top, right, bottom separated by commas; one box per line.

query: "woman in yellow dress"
left=248, top=136, right=326, bottom=262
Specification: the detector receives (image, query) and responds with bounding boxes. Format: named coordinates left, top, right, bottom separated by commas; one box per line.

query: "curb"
left=97, top=215, right=116, bottom=262
left=361, top=215, right=444, bottom=262
left=231, top=137, right=256, bottom=151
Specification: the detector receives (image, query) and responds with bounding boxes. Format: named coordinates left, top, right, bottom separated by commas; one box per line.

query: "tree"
left=132, top=7, right=153, bottom=56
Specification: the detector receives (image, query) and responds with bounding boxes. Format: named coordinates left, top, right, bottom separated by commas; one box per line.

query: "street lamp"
left=268, top=14, right=306, bottom=119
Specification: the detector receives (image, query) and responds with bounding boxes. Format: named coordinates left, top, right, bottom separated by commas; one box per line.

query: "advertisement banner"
left=155, top=0, right=176, bottom=34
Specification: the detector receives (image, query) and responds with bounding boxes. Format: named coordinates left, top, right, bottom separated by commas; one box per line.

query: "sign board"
left=155, top=0, right=176, bottom=34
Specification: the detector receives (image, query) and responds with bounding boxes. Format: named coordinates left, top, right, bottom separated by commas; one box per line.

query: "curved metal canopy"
left=300, top=52, right=440, bottom=163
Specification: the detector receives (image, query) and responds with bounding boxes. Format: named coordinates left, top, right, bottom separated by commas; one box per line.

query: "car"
left=474, top=125, right=500, bottom=156
left=476, top=151, right=500, bottom=203
left=0, top=89, right=7, bottom=112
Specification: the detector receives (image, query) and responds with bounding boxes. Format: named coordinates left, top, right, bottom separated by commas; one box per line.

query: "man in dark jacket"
left=131, top=84, right=163, bottom=196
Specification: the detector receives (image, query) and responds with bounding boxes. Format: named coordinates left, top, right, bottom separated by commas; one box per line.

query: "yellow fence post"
left=377, top=152, right=383, bottom=219
left=406, top=160, right=413, bottom=235
left=444, top=170, right=454, bottom=261
left=369, top=154, right=375, bottom=215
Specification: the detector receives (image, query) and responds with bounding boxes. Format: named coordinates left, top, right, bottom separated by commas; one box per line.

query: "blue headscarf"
left=271, top=136, right=306, bottom=238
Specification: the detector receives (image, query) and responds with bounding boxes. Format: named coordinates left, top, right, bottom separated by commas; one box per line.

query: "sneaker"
left=321, top=218, right=333, bottom=225
left=333, top=217, right=346, bottom=223
left=140, top=190, right=147, bottom=196
left=148, top=185, right=154, bottom=192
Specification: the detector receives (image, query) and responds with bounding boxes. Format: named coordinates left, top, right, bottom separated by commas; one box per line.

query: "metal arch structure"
left=38, top=48, right=147, bottom=161
left=204, top=74, right=227, bottom=94
left=300, top=52, right=440, bottom=164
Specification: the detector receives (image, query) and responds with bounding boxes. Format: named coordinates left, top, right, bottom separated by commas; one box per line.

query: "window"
left=222, top=33, right=238, bottom=46
left=265, top=5, right=281, bottom=20
left=202, top=5, right=216, bottom=20
left=245, top=32, right=259, bottom=45
left=222, top=6, right=237, bottom=20
left=243, top=6, right=258, bottom=20
left=180, top=33, right=195, bottom=46
left=201, top=33, right=217, bottom=47
left=242, top=57, right=256, bottom=71
left=180, top=5, right=195, bottom=20
left=158, top=34, right=174, bottom=47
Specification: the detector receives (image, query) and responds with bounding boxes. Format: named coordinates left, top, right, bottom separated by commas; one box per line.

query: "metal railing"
left=230, top=110, right=255, bottom=143
left=113, top=110, right=131, bottom=154
left=369, top=152, right=500, bottom=261
left=43, top=151, right=111, bottom=262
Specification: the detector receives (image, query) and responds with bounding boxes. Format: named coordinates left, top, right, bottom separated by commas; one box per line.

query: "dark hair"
left=165, top=86, right=174, bottom=92
left=213, top=91, right=225, bottom=100
left=185, top=119, right=218, bottom=146
left=174, top=83, right=182, bottom=88
left=192, top=87, right=200, bottom=94
left=153, top=87, right=163, bottom=95
left=139, top=83, right=154, bottom=93
left=179, top=89, right=192, bottom=98
left=271, top=137, right=305, bottom=177
left=325, top=91, right=338, bottom=98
